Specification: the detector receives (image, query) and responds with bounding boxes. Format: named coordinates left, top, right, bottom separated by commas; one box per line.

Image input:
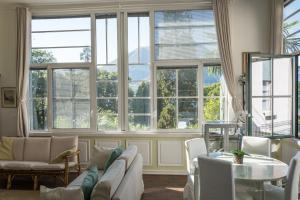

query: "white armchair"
left=241, top=136, right=271, bottom=157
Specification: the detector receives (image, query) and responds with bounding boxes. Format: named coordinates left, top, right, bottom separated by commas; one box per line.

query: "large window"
left=283, top=0, right=300, bottom=54
left=29, top=8, right=226, bottom=133
left=127, top=13, right=151, bottom=131
left=249, top=56, right=293, bottom=137
left=96, top=14, right=119, bottom=131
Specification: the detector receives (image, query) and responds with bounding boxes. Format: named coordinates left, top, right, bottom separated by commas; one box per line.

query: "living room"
left=0, top=0, right=299, bottom=200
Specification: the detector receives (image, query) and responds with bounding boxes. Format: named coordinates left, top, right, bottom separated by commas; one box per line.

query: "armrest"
left=63, top=150, right=81, bottom=173
left=63, top=150, right=80, bottom=160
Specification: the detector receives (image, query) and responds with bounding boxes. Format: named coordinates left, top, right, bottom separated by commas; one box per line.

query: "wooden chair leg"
left=33, top=175, right=38, bottom=191
left=6, top=174, right=12, bottom=190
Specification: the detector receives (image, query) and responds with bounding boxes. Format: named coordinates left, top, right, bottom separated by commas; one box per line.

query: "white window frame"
left=28, top=3, right=227, bottom=134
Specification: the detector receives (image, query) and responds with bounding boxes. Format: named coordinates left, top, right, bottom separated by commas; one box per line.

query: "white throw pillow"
left=88, top=145, right=113, bottom=170
left=40, top=185, right=84, bottom=200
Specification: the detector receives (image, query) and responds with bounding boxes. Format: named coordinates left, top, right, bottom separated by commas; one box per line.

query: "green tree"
left=283, top=21, right=300, bottom=53
left=204, top=83, right=221, bottom=121
left=31, top=49, right=56, bottom=64
left=80, top=47, right=91, bottom=62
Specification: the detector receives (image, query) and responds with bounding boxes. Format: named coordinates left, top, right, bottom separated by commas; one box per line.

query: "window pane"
left=128, top=81, right=149, bottom=97
left=273, top=98, right=292, bottom=135
left=178, top=68, right=197, bottom=96
left=128, top=99, right=150, bottom=113
left=30, top=98, right=48, bottom=130
left=74, top=100, right=90, bottom=128
left=128, top=65, right=150, bottom=81
left=251, top=98, right=272, bottom=136
left=203, top=97, right=226, bottom=122
left=273, top=57, right=293, bottom=96
left=52, top=68, right=90, bottom=129
left=32, top=17, right=90, bottom=32
left=97, top=99, right=118, bottom=130
left=155, top=44, right=219, bottom=60
left=128, top=17, right=139, bottom=64
left=97, top=81, right=118, bottom=97
left=203, top=66, right=225, bottom=97
left=157, top=98, right=176, bottom=129
left=178, top=98, right=198, bottom=129
left=96, top=16, right=117, bottom=65
left=139, top=17, right=150, bottom=64
left=97, top=65, right=118, bottom=81
left=157, top=69, right=176, bottom=97
left=129, top=115, right=150, bottom=130
left=29, top=69, right=48, bottom=130
left=53, top=99, right=73, bottom=128
left=154, top=10, right=218, bottom=60
left=251, top=57, right=272, bottom=96
left=31, top=17, right=91, bottom=64
left=31, top=47, right=91, bottom=63
left=32, top=31, right=91, bottom=48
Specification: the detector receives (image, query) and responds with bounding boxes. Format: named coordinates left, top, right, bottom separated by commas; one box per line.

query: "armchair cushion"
left=50, top=146, right=77, bottom=164
left=0, top=137, right=14, bottom=160
left=50, top=136, right=78, bottom=163
left=24, top=137, right=51, bottom=162
left=12, top=137, right=25, bottom=161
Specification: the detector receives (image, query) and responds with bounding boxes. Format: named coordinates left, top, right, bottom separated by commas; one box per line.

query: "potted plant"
left=232, top=149, right=246, bottom=164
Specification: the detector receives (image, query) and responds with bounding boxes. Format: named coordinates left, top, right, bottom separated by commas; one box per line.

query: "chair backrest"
left=185, top=138, right=207, bottom=173
left=241, top=136, right=271, bottom=157
left=285, top=152, right=300, bottom=200
left=198, top=156, right=235, bottom=200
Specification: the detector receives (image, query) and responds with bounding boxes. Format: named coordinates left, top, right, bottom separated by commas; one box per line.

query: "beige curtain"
left=212, top=0, right=243, bottom=117
left=270, top=0, right=284, bottom=54
left=16, top=7, right=31, bottom=137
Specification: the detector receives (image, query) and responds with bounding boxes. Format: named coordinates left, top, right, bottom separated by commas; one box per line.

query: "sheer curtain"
left=212, top=0, right=243, bottom=117
left=16, top=7, right=31, bottom=137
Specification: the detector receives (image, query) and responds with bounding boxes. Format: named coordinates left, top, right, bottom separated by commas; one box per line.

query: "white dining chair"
left=197, top=156, right=253, bottom=200
left=261, top=152, right=300, bottom=200
left=183, top=138, right=207, bottom=200
left=185, top=138, right=207, bottom=174
left=241, top=136, right=271, bottom=157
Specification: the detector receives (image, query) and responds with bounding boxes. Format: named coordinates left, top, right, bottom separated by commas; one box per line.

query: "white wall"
left=0, top=5, right=18, bottom=136
left=229, top=0, right=272, bottom=94
left=0, top=0, right=273, bottom=136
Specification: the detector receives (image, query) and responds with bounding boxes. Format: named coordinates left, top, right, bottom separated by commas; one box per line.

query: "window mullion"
left=48, top=66, right=53, bottom=131
left=199, top=63, right=203, bottom=130
left=150, top=10, right=155, bottom=130
left=90, top=13, right=97, bottom=132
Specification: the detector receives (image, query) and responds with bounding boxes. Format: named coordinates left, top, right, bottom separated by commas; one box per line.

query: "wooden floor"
left=0, top=174, right=187, bottom=200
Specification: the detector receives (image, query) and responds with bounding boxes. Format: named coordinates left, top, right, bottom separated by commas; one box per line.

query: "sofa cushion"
left=2, top=161, right=33, bottom=170
left=104, top=147, right=123, bottom=172
left=12, top=137, right=25, bottom=161
left=40, top=185, right=84, bottom=200
left=68, top=170, right=104, bottom=188
left=50, top=136, right=78, bottom=163
left=91, top=159, right=126, bottom=200
left=24, top=137, right=51, bottom=162
left=51, top=146, right=77, bottom=164
left=31, top=162, right=76, bottom=171
left=88, top=146, right=113, bottom=170
left=81, top=165, right=98, bottom=200
left=117, top=145, right=137, bottom=170
left=0, top=137, right=14, bottom=160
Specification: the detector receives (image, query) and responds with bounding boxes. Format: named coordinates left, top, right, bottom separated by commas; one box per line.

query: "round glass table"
left=192, top=152, right=289, bottom=200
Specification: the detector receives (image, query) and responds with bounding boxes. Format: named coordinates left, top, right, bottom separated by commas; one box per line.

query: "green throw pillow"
left=103, top=147, right=123, bottom=172
left=81, top=165, right=98, bottom=200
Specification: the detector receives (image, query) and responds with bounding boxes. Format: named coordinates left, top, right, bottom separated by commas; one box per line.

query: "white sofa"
left=0, top=136, right=80, bottom=190
left=68, top=145, right=144, bottom=200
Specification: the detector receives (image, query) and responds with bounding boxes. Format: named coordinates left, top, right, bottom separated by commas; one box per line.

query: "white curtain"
left=212, top=0, right=243, bottom=117
left=270, top=0, right=284, bottom=54
left=16, top=7, right=31, bottom=137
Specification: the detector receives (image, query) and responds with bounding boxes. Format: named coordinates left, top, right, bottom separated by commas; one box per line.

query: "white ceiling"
left=0, top=0, right=191, bottom=5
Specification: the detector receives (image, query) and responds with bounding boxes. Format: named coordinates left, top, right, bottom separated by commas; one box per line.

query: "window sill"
left=29, top=131, right=202, bottom=138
